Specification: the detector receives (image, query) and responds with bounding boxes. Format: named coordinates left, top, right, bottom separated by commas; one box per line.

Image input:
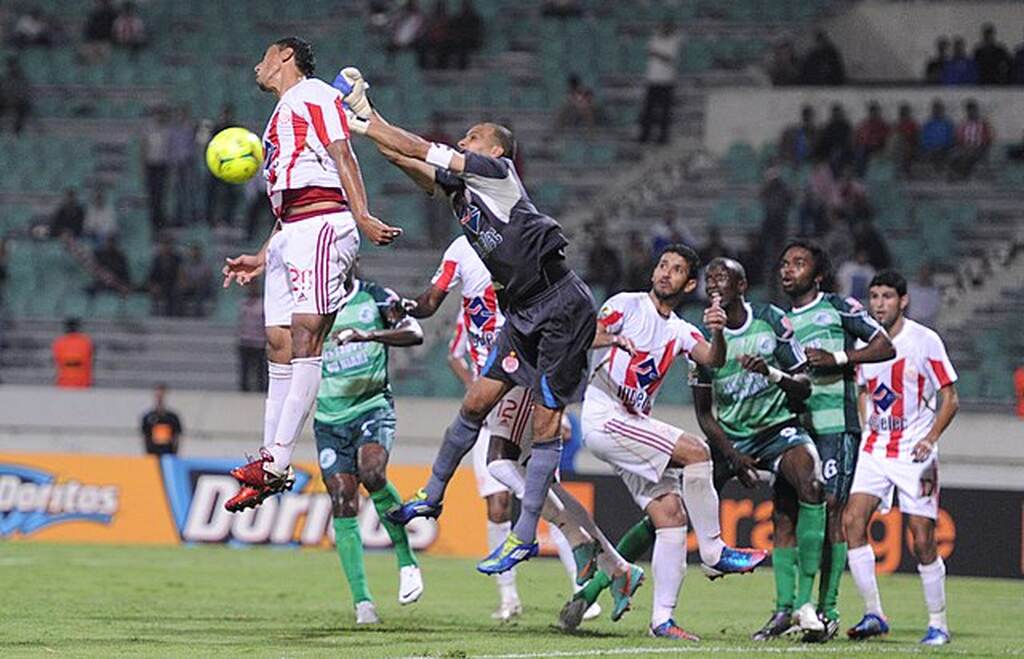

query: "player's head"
left=255, top=37, right=314, bottom=94
left=650, top=244, right=700, bottom=302
left=457, top=123, right=516, bottom=160
left=779, top=239, right=833, bottom=298
left=868, top=269, right=908, bottom=330
left=704, top=257, right=747, bottom=307
left=64, top=317, right=81, bottom=334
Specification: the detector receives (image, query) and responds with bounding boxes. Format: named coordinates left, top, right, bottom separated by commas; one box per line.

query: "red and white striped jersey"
left=587, top=292, right=706, bottom=416
left=856, top=319, right=957, bottom=461
left=262, top=78, right=351, bottom=218
left=433, top=236, right=503, bottom=373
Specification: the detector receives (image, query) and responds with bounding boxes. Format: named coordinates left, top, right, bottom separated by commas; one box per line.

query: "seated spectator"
left=624, top=230, right=652, bottom=291
left=800, top=30, right=846, bottom=85
left=83, top=186, right=117, bottom=243
left=555, top=74, right=599, bottom=129
left=10, top=8, right=56, bottom=47
left=834, top=165, right=872, bottom=225
left=800, top=157, right=838, bottom=236
left=49, top=188, right=85, bottom=239
left=237, top=285, right=266, bottom=392
left=112, top=1, right=146, bottom=56
left=920, top=99, right=955, bottom=172
left=924, top=37, right=949, bottom=84
left=86, top=234, right=131, bottom=303
left=891, top=102, right=919, bottom=176
left=949, top=98, right=993, bottom=180
left=52, top=318, right=93, bottom=388
left=759, top=162, right=793, bottom=284
left=767, top=40, right=801, bottom=86
left=0, top=57, right=32, bottom=134
left=449, top=0, right=483, bottom=70
left=542, top=0, right=584, bottom=18
left=388, top=0, right=425, bottom=59
left=854, top=101, right=890, bottom=175
left=815, top=103, right=853, bottom=171
left=147, top=239, right=182, bottom=316
left=585, top=230, right=623, bottom=301
left=80, top=0, right=117, bottom=64
left=907, top=263, right=941, bottom=328
left=973, top=23, right=1011, bottom=85
left=739, top=232, right=766, bottom=288
left=1013, top=29, right=1024, bottom=84
left=699, top=227, right=735, bottom=264
left=418, top=0, right=451, bottom=69
left=650, top=210, right=696, bottom=256
left=837, top=249, right=876, bottom=301
left=141, top=384, right=181, bottom=455
left=851, top=219, right=891, bottom=270
left=778, top=105, right=818, bottom=168
left=178, top=244, right=212, bottom=317
left=941, top=37, right=978, bottom=85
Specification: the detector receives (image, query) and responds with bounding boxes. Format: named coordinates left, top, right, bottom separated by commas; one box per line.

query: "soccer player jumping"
left=843, top=270, right=958, bottom=646
left=221, top=38, right=401, bottom=512
left=337, top=68, right=607, bottom=576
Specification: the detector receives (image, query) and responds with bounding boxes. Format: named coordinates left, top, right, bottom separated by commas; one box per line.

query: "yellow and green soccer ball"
left=205, top=127, right=263, bottom=184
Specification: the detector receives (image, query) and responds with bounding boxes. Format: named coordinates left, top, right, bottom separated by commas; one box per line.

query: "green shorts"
left=811, top=431, right=858, bottom=502
left=313, top=406, right=396, bottom=479
left=711, top=420, right=814, bottom=490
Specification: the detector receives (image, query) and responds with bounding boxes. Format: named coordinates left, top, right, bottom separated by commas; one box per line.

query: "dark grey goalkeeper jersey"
left=435, top=152, right=569, bottom=307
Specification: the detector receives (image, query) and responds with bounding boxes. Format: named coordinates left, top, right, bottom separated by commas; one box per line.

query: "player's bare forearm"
left=693, top=387, right=734, bottom=460
left=850, top=331, right=896, bottom=364
left=379, top=145, right=438, bottom=195
left=858, top=388, right=869, bottom=427
left=328, top=140, right=370, bottom=219
left=778, top=371, right=812, bottom=401
left=408, top=285, right=446, bottom=319
left=691, top=332, right=726, bottom=368
left=448, top=355, right=474, bottom=389
left=366, top=318, right=424, bottom=347
left=366, top=109, right=466, bottom=173
left=923, top=384, right=959, bottom=445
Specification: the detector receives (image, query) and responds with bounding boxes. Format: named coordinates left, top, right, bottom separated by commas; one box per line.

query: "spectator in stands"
left=242, top=173, right=273, bottom=241
left=237, top=284, right=267, bottom=392
left=80, top=0, right=117, bottom=64
left=141, top=384, right=182, bottom=455
left=449, top=0, right=483, bottom=70
left=1012, top=30, right=1024, bottom=84
left=638, top=21, right=681, bottom=144
left=585, top=228, right=622, bottom=301
left=10, top=8, right=56, bottom=48
left=623, top=230, right=651, bottom=291
left=421, top=112, right=452, bottom=248
left=892, top=102, right=919, bottom=177
left=168, top=104, right=198, bottom=225
left=141, top=107, right=171, bottom=230
left=739, top=232, right=765, bottom=288
left=147, top=238, right=181, bottom=317
left=907, top=263, right=941, bottom=328
left=941, top=37, right=978, bottom=85
left=834, top=164, right=872, bottom=225
left=973, top=23, right=1011, bottom=85
left=112, top=1, right=146, bottom=57
left=388, top=0, right=425, bottom=60
left=49, top=188, right=85, bottom=239
left=779, top=105, right=818, bottom=168
left=854, top=101, right=890, bottom=176
left=816, top=103, right=854, bottom=171
left=699, top=227, right=735, bottom=264
left=178, top=244, right=212, bottom=317
left=767, top=40, right=801, bottom=86
left=650, top=209, right=696, bottom=256
left=86, top=234, right=131, bottom=304
left=1006, top=130, right=1024, bottom=161
left=759, top=161, right=793, bottom=284
left=0, top=238, right=8, bottom=312
left=0, top=56, right=32, bottom=134
left=52, top=318, right=93, bottom=388
left=542, top=0, right=584, bottom=18
left=555, top=74, right=600, bottom=130
left=800, top=30, right=846, bottom=85
left=1014, top=364, right=1024, bottom=418
left=924, top=37, right=949, bottom=85
left=800, top=156, right=838, bottom=236
left=920, top=99, right=955, bottom=172
left=419, top=0, right=451, bottom=69
left=949, top=98, right=993, bottom=180
left=837, top=249, right=875, bottom=301
left=83, top=186, right=117, bottom=244
left=205, top=104, right=240, bottom=227
left=852, top=219, right=891, bottom=270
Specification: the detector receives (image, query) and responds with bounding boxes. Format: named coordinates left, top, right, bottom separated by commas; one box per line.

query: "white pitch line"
left=454, top=646, right=974, bottom=659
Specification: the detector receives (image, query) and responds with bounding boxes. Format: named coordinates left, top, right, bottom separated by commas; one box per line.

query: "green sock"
left=578, top=516, right=656, bottom=606
left=333, top=516, right=372, bottom=606
left=795, top=501, right=826, bottom=608
left=370, top=482, right=417, bottom=568
left=772, top=547, right=798, bottom=613
left=818, top=541, right=847, bottom=621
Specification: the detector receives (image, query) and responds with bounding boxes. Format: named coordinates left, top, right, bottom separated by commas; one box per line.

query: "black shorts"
left=481, top=272, right=596, bottom=409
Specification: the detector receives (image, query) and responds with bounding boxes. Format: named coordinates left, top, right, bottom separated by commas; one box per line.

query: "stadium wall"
left=703, top=88, right=1024, bottom=156
left=823, top=0, right=1024, bottom=82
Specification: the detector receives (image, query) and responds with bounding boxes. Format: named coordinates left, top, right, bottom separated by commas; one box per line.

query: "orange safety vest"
left=1015, top=366, right=1024, bottom=418
left=52, top=333, right=94, bottom=388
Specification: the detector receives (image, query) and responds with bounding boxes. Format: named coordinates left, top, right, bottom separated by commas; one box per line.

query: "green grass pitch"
left=1, top=543, right=1021, bottom=657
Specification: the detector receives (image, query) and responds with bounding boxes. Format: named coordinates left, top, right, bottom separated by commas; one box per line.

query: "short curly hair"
left=274, top=37, right=315, bottom=77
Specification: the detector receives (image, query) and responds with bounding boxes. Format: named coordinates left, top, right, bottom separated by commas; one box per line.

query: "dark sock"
left=510, top=438, right=562, bottom=544
left=424, top=411, right=482, bottom=503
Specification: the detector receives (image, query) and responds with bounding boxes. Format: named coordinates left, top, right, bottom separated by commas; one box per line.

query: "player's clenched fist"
left=334, top=67, right=371, bottom=115
left=355, top=214, right=403, bottom=246
left=702, top=295, right=726, bottom=332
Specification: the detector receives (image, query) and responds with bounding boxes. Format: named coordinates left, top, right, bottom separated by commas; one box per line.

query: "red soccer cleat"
left=230, top=448, right=276, bottom=486
left=224, top=485, right=268, bottom=512
left=224, top=449, right=296, bottom=512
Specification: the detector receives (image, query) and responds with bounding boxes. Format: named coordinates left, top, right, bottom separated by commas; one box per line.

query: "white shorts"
left=850, top=450, right=940, bottom=520
left=264, top=211, right=359, bottom=327
left=617, top=465, right=684, bottom=511
left=472, top=387, right=534, bottom=498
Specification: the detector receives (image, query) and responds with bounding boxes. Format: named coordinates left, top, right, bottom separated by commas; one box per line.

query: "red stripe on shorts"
left=606, top=419, right=674, bottom=455
left=885, top=359, right=905, bottom=459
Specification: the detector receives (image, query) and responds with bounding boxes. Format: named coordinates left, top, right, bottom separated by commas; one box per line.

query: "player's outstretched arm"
left=326, top=139, right=402, bottom=246
left=222, top=224, right=279, bottom=287
left=405, top=284, right=448, bottom=319
left=912, top=383, right=959, bottom=462
left=357, top=108, right=469, bottom=175
left=692, top=385, right=758, bottom=488
left=336, top=316, right=423, bottom=348
left=378, top=144, right=438, bottom=195
left=738, top=355, right=812, bottom=401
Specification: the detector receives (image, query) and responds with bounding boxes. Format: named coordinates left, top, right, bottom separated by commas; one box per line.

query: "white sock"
left=263, top=362, right=292, bottom=448
left=681, top=461, right=726, bottom=565
left=918, top=558, right=947, bottom=631
left=267, top=356, right=321, bottom=470
left=651, top=526, right=687, bottom=627
left=488, top=520, right=518, bottom=600
left=848, top=544, right=884, bottom=617
left=489, top=458, right=592, bottom=547
left=548, top=524, right=578, bottom=588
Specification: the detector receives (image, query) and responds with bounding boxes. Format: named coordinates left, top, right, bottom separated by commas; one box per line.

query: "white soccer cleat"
left=794, top=602, right=824, bottom=633
left=582, top=601, right=602, bottom=621
left=355, top=600, right=380, bottom=625
left=491, top=597, right=523, bottom=622
left=398, top=565, right=424, bottom=605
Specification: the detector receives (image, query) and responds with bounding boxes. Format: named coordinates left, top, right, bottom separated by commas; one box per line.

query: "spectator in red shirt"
left=854, top=101, right=890, bottom=176
left=892, top=102, right=920, bottom=177
left=950, top=98, right=992, bottom=180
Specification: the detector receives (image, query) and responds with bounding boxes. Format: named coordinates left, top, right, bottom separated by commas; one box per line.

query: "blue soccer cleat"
left=384, top=488, right=442, bottom=526
left=477, top=533, right=538, bottom=575
left=847, top=613, right=889, bottom=640
left=572, top=540, right=600, bottom=586
left=702, top=546, right=770, bottom=580
left=649, top=619, right=700, bottom=641
left=610, top=564, right=645, bottom=622
left=920, top=626, right=951, bottom=646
